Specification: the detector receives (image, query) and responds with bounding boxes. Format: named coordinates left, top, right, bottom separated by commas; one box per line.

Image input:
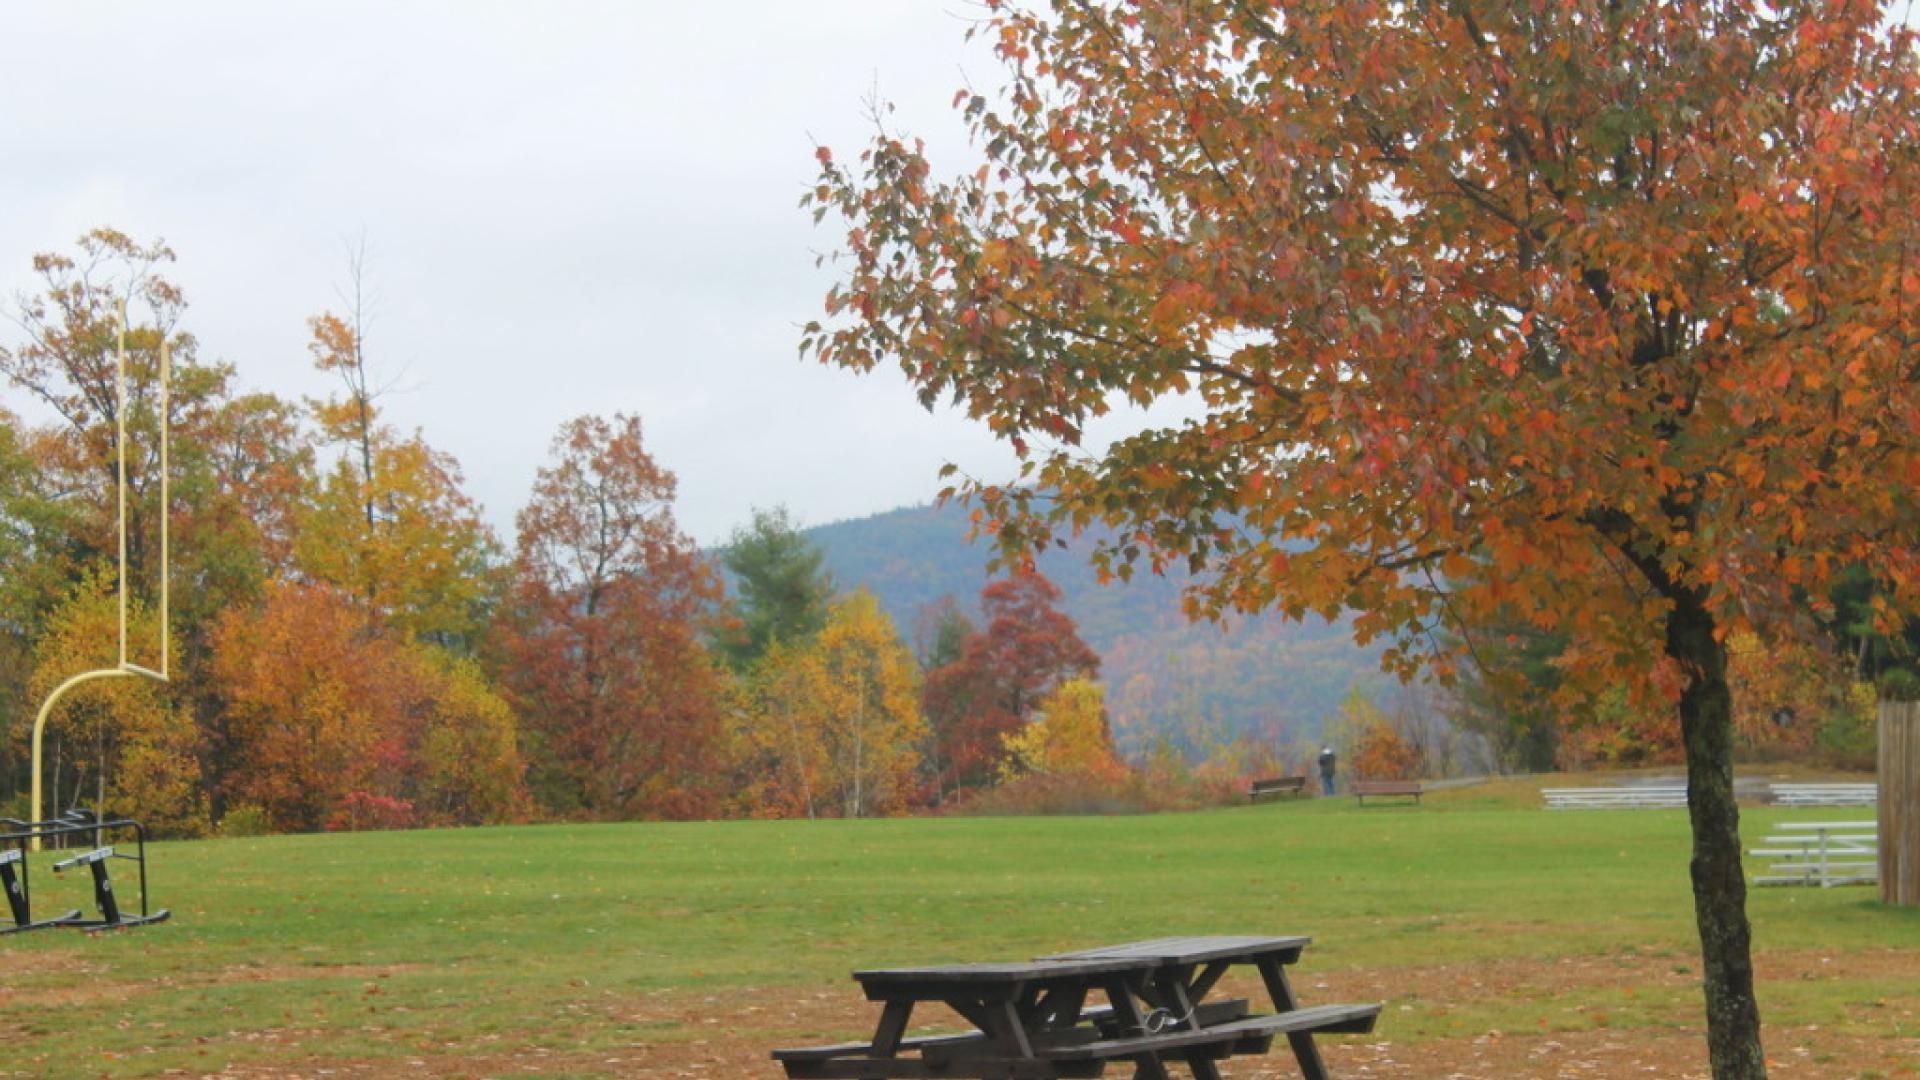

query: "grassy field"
left=4, top=779, right=1918, bottom=1078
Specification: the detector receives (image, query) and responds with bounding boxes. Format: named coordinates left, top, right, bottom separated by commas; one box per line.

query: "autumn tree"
left=0, top=232, right=213, bottom=627
left=1349, top=722, right=1419, bottom=782
left=1001, top=677, right=1124, bottom=781
left=806, top=4, right=1920, bottom=1073
left=31, top=572, right=204, bottom=836
left=408, top=650, right=528, bottom=826
left=296, top=436, right=497, bottom=644
left=1725, top=633, right=1849, bottom=758
left=734, top=639, right=831, bottom=817
left=306, top=242, right=381, bottom=534
left=0, top=412, right=72, bottom=796
left=906, top=594, right=976, bottom=795
left=209, top=580, right=525, bottom=831
left=210, top=580, right=398, bottom=831
left=715, top=506, right=834, bottom=671
left=911, top=594, right=975, bottom=671
left=808, top=589, right=927, bottom=817
left=921, top=571, right=1099, bottom=797
left=0, top=230, right=315, bottom=814
left=297, top=255, right=496, bottom=645
left=492, top=414, right=728, bottom=820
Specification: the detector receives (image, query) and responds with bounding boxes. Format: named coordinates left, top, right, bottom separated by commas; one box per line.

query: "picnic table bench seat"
left=774, top=1032, right=998, bottom=1065
left=1350, top=779, right=1422, bottom=805
left=775, top=1005, right=1381, bottom=1078
left=773, top=1002, right=1255, bottom=1066
left=1042, top=1005, right=1382, bottom=1064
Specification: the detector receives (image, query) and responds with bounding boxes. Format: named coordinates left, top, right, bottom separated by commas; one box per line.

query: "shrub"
left=1879, top=669, right=1920, bottom=703
left=327, top=791, right=417, bottom=832
left=216, top=803, right=275, bottom=838
left=943, top=768, right=1240, bottom=817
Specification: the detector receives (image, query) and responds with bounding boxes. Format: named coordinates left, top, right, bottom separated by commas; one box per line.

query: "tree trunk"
left=1667, top=592, right=1767, bottom=1079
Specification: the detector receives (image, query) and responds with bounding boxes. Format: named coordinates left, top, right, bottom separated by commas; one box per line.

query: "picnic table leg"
left=1101, top=976, right=1172, bottom=1080
left=983, top=999, right=1036, bottom=1058
left=1034, top=984, right=1089, bottom=1031
left=1188, top=961, right=1231, bottom=1003
left=1257, top=958, right=1331, bottom=1080
left=1181, top=1051, right=1226, bottom=1080
left=1153, top=967, right=1203, bottom=1031
left=871, top=1000, right=913, bottom=1057
left=1151, top=967, right=1229, bottom=1080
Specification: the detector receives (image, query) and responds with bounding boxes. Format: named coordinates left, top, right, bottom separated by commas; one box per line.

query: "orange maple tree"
left=210, top=579, right=526, bottom=831
left=805, top=4, right=1920, bottom=1074
left=1348, top=721, right=1419, bottom=783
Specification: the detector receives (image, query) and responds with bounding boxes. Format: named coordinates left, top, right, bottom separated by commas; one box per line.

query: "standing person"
left=1317, top=747, right=1337, bottom=796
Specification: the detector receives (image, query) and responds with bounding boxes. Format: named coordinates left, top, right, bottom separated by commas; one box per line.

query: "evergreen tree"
left=716, top=505, right=833, bottom=671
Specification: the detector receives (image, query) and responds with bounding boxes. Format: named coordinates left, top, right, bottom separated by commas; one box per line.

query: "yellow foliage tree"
left=29, top=572, right=205, bottom=836
left=298, top=300, right=495, bottom=643
left=295, top=439, right=496, bottom=643
left=807, top=590, right=926, bottom=818
left=1001, top=678, right=1124, bottom=781
left=1725, top=631, right=1849, bottom=756
left=734, top=639, right=830, bottom=818
left=413, top=651, right=529, bottom=826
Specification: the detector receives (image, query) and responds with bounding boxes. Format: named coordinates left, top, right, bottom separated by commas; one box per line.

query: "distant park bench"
left=1770, top=783, right=1877, bottom=807
left=1351, top=779, right=1423, bottom=805
left=1248, top=776, right=1308, bottom=802
left=1750, top=821, right=1879, bottom=887
left=1542, top=786, right=1688, bottom=810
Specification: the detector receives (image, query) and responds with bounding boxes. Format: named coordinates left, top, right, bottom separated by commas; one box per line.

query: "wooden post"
left=1881, top=700, right=1920, bottom=907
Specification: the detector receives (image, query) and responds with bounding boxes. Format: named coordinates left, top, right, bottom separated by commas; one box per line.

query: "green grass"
left=4, top=788, right=1917, bottom=1077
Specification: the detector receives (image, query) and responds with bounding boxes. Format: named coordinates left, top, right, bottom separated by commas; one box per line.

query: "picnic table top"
left=853, top=935, right=1313, bottom=991
left=1039, top=934, right=1311, bottom=965
left=852, top=956, right=1146, bottom=987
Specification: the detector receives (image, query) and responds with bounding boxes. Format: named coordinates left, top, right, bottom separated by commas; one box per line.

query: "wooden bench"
left=1751, top=821, right=1879, bottom=887
left=1248, top=776, right=1308, bottom=802
left=1351, top=779, right=1422, bottom=805
left=1770, top=783, right=1877, bottom=807
left=1542, top=786, right=1688, bottom=810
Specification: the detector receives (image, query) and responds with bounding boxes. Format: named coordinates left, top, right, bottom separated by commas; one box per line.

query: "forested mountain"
left=802, top=503, right=1389, bottom=759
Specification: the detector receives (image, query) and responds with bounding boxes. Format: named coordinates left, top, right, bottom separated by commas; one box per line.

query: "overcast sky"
left=0, top=2, right=1101, bottom=546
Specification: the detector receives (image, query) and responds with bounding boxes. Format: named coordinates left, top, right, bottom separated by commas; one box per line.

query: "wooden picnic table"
left=773, top=935, right=1380, bottom=1080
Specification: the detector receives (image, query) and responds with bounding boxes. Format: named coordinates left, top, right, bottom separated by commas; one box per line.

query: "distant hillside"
left=802, top=503, right=1389, bottom=758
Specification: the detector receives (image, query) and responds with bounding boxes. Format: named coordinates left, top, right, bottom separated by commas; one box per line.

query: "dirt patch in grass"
left=175, top=946, right=1920, bottom=1079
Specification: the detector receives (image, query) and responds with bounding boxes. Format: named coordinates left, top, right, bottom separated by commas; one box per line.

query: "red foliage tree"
left=922, top=571, right=1100, bottom=798
left=492, top=414, right=728, bottom=819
